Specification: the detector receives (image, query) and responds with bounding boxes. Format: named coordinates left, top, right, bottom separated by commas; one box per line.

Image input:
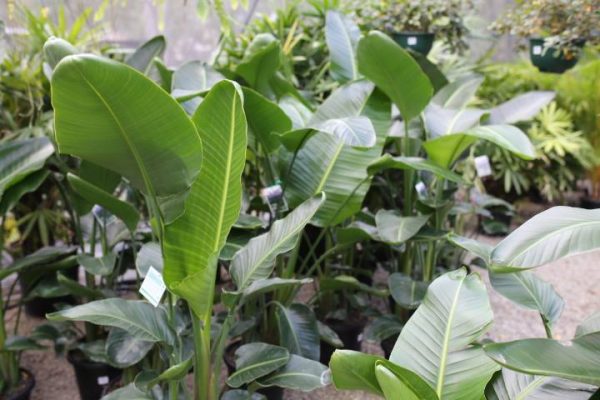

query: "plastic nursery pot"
left=224, top=341, right=285, bottom=400
left=529, top=38, right=585, bottom=73
left=381, top=333, right=399, bottom=359
left=4, top=369, right=35, bottom=400
left=67, top=349, right=121, bottom=400
left=319, top=317, right=366, bottom=365
left=20, top=266, right=79, bottom=318
left=391, top=32, right=435, bottom=56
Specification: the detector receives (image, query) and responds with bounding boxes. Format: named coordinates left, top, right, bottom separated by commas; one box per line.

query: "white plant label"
left=97, top=376, right=109, bottom=385
left=139, top=266, right=166, bottom=307
left=533, top=45, right=542, bottom=55
left=407, top=36, right=418, bottom=45
left=415, top=181, right=428, bottom=197
left=474, top=155, right=492, bottom=177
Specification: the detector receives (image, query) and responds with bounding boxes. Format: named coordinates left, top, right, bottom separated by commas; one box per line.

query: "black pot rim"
left=394, top=31, right=434, bottom=37
left=529, top=37, right=586, bottom=47
left=67, top=348, right=114, bottom=369
left=5, top=368, right=36, bottom=400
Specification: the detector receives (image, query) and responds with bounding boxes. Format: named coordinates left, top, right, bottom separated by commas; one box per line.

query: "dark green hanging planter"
left=391, top=32, right=435, bottom=56
left=529, top=38, right=585, bottom=74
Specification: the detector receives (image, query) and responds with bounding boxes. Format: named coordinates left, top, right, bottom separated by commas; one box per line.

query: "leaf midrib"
left=436, top=276, right=465, bottom=396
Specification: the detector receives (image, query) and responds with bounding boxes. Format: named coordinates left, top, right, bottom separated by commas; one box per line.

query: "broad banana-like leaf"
left=230, top=195, right=324, bottom=291
left=357, top=31, right=432, bottom=121
left=285, top=81, right=391, bottom=226
left=226, top=343, right=289, bottom=388
left=575, top=311, right=600, bottom=338
left=135, top=242, right=163, bottom=277
left=71, top=160, right=122, bottom=216
left=125, top=35, right=166, bottom=75
left=77, top=253, right=117, bottom=276
left=171, top=60, right=225, bottom=113
left=0, top=137, right=54, bottom=199
left=489, top=271, right=564, bottom=328
left=447, top=233, right=493, bottom=263
left=330, top=350, right=439, bottom=399
left=43, top=36, right=78, bottom=70
left=47, top=298, right=176, bottom=345
left=279, top=95, right=312, bottom=129
left=409, top=50, right=448, bottom=92
left=241, top=278, right=312, bottom=299
left=163, top=80, right=246, bottom=318
left=106, top=327, right=154, bottom=368
left=67, top=173, right=139, bottom=232
left=485, top=369, right=596, bottom=400
left=309, top=116, right=376, bottom=148
left=101, top=383, right=153, bottom=400
left=274, top=303, right=320, bottom=361
left=484, top=332, right=600, bottom=386
left=364, top=315, right=404, bottom=342
left=256, top=355, right=328, bottom=391
left=375, top=211, right=430, bottom=244
left=325, top=10, right=360, bottom=83
left=0, top=169, right=48, bottom=214
left=423, top=103, right=487, bottom=137
left=51, top=54, right=202, bottom=199
left=490, top=207, right=600, bottom=272
left=0, top=246, right=76, bottom=280
left=432, top=75, right=484, bottom=109
left=243, top=87, right=291, bottom=153
left=390, top=269, right=498, bottom=400
left=423, top=125, right=536, bottom=168
left=221, top=390, right=265, bottom=400
left=236, top=34, right=281, bottom=97
left=488, top=91, right=555, bottom=125
left=56, top=272, right=103, bottom=300
left=389, top=273, right=428, bottom=310
left=367, top=154, right=465, bottom=183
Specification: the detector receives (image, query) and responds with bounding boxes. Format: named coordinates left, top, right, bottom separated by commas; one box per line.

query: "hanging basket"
left=529, top=38, right=585, bottom=74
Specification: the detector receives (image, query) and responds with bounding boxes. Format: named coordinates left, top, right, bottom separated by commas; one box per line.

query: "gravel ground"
left=8, top=241, right=600, bottom=400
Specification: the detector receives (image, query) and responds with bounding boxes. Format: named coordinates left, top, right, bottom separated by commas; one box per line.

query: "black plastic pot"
left=4, top=369, right=35, bottom=400
left=381, top=333, right=399, bottom=359
left=67, top=349, right=121, bottom=400
left=224, top=342, right=284, bottom=400
left=581, top=197, right=600, bottom=209
left=319, top=318, right=366, bottom=365
left=529, top=38, right=585, bottom=73
left=392, top=32, right=435, bottom=55
left=20, top=266, right=79, bottom=318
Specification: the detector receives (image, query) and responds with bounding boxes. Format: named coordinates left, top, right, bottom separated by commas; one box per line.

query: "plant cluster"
left=491, top=0, right=600, bottom=53
left=1, top=3, right=600, bottom=400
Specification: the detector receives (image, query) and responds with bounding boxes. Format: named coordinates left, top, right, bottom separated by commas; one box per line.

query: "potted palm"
left=356, top=0, right=474, bottom=55
left=491, top=0, right=599, bottom=73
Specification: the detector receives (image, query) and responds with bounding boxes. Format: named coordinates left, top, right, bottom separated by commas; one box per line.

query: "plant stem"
left=192, top=312, right=213, bottom=400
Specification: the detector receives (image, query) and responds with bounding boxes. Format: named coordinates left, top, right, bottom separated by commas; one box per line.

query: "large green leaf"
left=485, top=369, right=596, bottom=400
left=489, top=271, right=564, bottom=328
left=367, top=154, right=465, bottom=183
left=375, top=211, right=430, bottom=244
left=389, top=273, right=428, bottom=310
left=447, top=233, right=493, bottom=264
left=163, top=80, right=246, bottom=318
left=285, top=81, right=391, bottom=226
left=106, top=327, right=154, bottom=368
left=136, top=242, right=163, bottom=277
left=484, top=332, right=600, bottom=386
left=67, top=173, right=139, bottom=232
left=52, top=54, right=202, bottom=199
left=390, top=269, right=498, bottom=400
left=0, top=169, right=48, bottom=214
left=171, top=61, right=225, bottom=113
left=43, top=36, right=78, bottom=71
left=101, top=383, right=153, bottom=400
left=243, top=87, right=291, bottom=153
left=488, top=91, right=555, bottom=125
left=325, top=10, right=360, bottom=83
left=0, top=246, right=76, bottom=280
left=423, top=103, right=487, bottom=137
left=236, top=34, right=282, bottom=97
left=125, top=35, right=166, bottom=75
left=357, top=31, right=432, bottom=121
left=226, top=342, right=290, bottom=388
left=490, top=207, right=600, bottom=272
left=423, top=125, right=536, bottom=168
left=230, top=195, right=324, bottom=291
left=0, top=137, right=54, bottom=199
left=256, top=355, right=328, bottom=391
left=77, top=253, right=117, bottom=276
left=47, top=298, right=176, bottom=345
left=575, top=311, right=600, bottom=338
left=432, top=75, right=483, bottom=109
left=274, top=303, right=320, bottom=361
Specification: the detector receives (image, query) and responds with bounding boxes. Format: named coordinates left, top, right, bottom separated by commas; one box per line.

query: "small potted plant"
left=356, top=0, right=474, bottom=55
left=491, top=0, right=599, bottom=73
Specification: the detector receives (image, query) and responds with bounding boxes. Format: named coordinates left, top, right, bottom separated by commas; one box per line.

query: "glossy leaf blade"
left=226, top=342, right=289, bottom=388
left=0, top=137, right=54, bottom=198
left=125, top=35, right=166, bottom=75
left=257, top=354, right=328, bottom=391
left=325, top=10, right=360, bottom=83
left=274, top=303, right=320, bottom=361
left=375, top=211, right=430, bottom=244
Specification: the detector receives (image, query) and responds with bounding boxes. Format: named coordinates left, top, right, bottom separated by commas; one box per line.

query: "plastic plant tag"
left=139, top=266, right=166, bottom=307
left=474, top=155, right=492, bottom=177
left=260, top=182, right=288, bottom=215
left=533, top=45, right=542, bottom=55
left=92, top=205, right=116, bottom=226
left=415, top=181, right=428, bottom=198
left=97, top=376, right=109, bottom=385
left=407, top=36, right=417, bottom=45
